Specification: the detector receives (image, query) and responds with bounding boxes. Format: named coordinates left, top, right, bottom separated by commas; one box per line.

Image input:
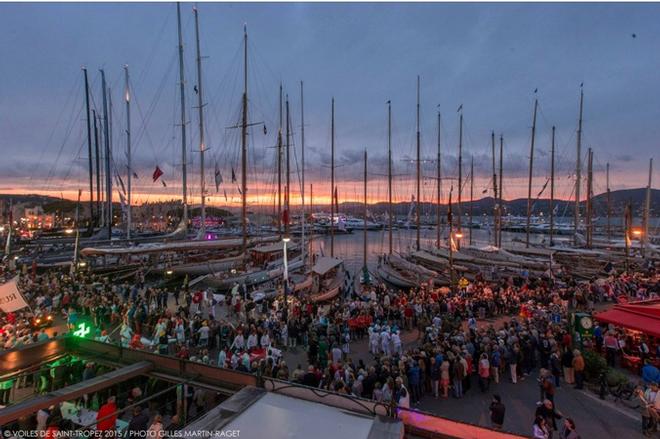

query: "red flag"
left=152, top=166, right=163, bottom=182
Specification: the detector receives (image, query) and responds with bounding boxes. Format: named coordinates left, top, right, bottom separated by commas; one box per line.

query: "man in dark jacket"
left=489, top=394, right=506, bottom=429
left=126, top=406, right=149, bottom=434
left=301, top=366, right=320, bottom=388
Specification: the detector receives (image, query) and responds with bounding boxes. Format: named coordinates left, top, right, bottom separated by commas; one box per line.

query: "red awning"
left=594, top=300, right=660, bottom=338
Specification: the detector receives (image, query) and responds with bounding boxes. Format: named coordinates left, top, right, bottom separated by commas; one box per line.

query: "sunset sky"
left=0, top=2, right=658, bottom=208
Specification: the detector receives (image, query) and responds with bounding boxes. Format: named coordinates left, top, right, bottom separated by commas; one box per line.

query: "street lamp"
left=282, top=236, right=291, bottom=323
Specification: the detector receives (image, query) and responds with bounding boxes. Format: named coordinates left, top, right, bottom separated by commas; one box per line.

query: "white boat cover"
left=252, top=241, right=299, bottom=253
left=80, top=235, right=277, bottom=256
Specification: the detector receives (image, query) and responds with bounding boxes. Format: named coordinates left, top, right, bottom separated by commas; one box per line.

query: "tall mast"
left=300, top=81, right=306, bottom=264
left=285, top=96, right=291, bottom=237
left=176, top=2, right=188, bottom=224
left=643, top=158, right=653, bottom=256
left=100, top=69, right=112, bottom=240
left=469, top=156, right=474, bottom=246
left=310, top=183, right=313, bottom=258
left=387, top=100, right=393, bottom=254
left=124, top=65, right=132, bottom=240
left=93, top=110, right=101, bottom=226
left=330, top=98, right=335, bottom=257
left=574, top=87, right=584, bottom=245
left=586, top=148, right=593, bottom=248
left=498, top=135, right=503, bottom=248
left=525, top=98, right=538, bottom=248
left=277, top=84, right=283, bottom=238
left=108, top=89, right=114, bottom=232
left=550, top=126, right=556, bottom=245
left=606, top=162, right=611, bottom=242
left=491, top=131, right=497, bottom=246
left=415, top=76, right=421, bottom=251
left=436, top=111, right=442, bottom=249
left=448, top=187, right=454, bottom=290
left=82, top=68, right=94, bottom=230
left=363, top=150, right=368, bottom=275
left=193, top=7, right=207, bottom=238
left=241, top=24, right=249, bottom=250
left=457, top=111, right=463, bottom=248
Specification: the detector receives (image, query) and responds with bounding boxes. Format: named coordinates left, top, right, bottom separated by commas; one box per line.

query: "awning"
left=594, top=299, right=660, bottom=338
left=312, top=257, right=343, bottom=275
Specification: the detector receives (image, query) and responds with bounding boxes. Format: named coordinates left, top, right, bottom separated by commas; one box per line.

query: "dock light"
left=64, top=228, right=74, bottom=234
left=165, top=269, right=173, bottom=276
left=78, top=261, right=87, bottom=268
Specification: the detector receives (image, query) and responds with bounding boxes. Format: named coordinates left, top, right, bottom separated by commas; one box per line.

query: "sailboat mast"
left=124, top=65, right=132, bottom=239
left=93, top=110, right=101, bottom=226
left=83, top=68, right=94, bottom=230
left=277, top=84, right=283, bottom=238
left=526, top=98, right=538, bottom=248
left=550, top=126, right=555, bottom=245
left=330, top=98, right=335, bottom=257
left=241, top=24, right=249, bottom=250
left=457, top=111, right=463, bottom=248
left=108, top=89, right=114, bottom=234
left=606, top=162, right=611, bottom=242
left=415, top=76, right=421, bottom=251
left=363, top=150, right=368, bottom=271
left=300, top=81, right=306, bottom=263
left=491, top=131, right=497, bottom=246
left=437, top=111, right=442, bottom=249
left=310, top=183, right=313, bottom=258
left=574, top=87, right=584, bottom=245
left=100, top=69, right=112, bottom=240
left=388, top=100, right=393, bottom=254
left=285, top=96, right=291, bottom=237
left=643, top=158, right=653, bottom=256
left=176, top=2, right=188, bottom=223
left=586, top=148, right=593, bottom=248
left=469, top=156, right=474, bottom=246
left=498, top=135, right=503, bottom=248
left=193, top=7, right=207, bottom=238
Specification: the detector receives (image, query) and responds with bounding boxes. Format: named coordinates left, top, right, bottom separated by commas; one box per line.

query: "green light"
left=73, top=322, right=91, bottom=338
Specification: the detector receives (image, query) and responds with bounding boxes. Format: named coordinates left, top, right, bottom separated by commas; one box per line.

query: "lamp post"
left=282, top=236, right=290, bottom=323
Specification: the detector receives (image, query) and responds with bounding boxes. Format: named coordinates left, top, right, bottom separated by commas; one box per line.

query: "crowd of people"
left=1, top=255, right=659, bottom=438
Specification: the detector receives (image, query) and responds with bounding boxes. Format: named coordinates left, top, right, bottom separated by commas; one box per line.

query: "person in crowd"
left=489, top=394, right=505, bottom=430
left=96, top=396, right=118, bottom=432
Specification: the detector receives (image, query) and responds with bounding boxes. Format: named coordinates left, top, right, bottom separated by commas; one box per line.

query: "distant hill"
left=340, top=188, right=659, bottom=218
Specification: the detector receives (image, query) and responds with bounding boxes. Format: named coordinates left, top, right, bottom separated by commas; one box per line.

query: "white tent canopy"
left=312, top=257, right=343, bottom=275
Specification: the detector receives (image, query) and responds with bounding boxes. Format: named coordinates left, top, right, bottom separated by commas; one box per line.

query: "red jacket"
left=96, top=401, right=118, bottom=431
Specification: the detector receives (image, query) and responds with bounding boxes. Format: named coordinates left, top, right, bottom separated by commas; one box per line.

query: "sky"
left=0, top=2, right=658, bottom=208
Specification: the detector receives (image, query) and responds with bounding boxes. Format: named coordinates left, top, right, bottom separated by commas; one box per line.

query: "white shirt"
left=232, top=334, right=245, bottom=350
left=247, top=334, right=258, bottom=350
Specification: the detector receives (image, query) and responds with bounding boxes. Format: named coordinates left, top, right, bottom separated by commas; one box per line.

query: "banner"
left=0, top=277, right=29, bottom=312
